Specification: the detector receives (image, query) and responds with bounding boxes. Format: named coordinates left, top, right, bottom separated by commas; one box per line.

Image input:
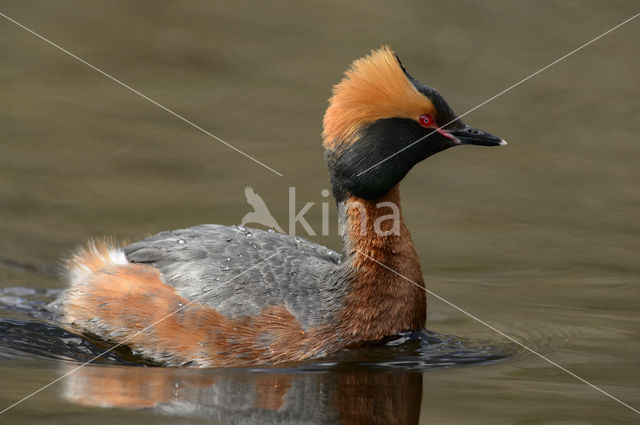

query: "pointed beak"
left=447, top=125, right=507, bottom=147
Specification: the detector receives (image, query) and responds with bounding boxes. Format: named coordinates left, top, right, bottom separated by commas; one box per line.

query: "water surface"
left=1, top=1, right=638, bottom=424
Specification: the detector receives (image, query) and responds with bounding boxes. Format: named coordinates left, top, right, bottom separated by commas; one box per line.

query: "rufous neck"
left=336, top=185, right=426, bottom=341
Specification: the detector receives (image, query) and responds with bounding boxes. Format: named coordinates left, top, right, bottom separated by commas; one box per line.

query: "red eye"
left=418, top=114, right=434, bottom=128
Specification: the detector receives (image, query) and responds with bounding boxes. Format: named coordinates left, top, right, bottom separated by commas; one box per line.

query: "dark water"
left=1, top=1, right=639, bottom=424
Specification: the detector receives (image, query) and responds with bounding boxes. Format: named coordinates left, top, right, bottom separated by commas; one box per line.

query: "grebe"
left=51, top=46, right=505, bottom=367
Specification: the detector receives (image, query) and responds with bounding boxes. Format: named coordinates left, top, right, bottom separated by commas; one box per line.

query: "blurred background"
left=0, top=1, right=638, bottom=424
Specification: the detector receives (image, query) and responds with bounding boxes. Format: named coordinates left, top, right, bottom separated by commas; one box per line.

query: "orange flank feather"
left=322, top=46, right=437, bottom=150
left=60, top=242, right=334, bottom=367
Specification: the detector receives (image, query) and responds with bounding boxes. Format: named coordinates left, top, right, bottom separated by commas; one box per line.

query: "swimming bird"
left=51, top=46, right=505, bottom=367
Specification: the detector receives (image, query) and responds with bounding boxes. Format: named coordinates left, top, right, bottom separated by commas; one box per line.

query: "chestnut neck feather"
left=335, top=185, right=426, bottom=342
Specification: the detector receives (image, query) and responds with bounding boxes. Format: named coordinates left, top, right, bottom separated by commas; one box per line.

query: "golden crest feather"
left=322, top=46, right=436, bottom=149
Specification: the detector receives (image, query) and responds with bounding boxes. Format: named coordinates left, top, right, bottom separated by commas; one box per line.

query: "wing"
left=124, top=224, right=344, bottom=329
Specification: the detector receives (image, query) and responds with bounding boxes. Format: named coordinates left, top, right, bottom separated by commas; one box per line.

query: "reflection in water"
left=61, top=364, right=422, bottom=425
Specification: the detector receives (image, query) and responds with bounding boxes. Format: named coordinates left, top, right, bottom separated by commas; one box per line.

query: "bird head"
left=323, top=46, right=506, bottom=201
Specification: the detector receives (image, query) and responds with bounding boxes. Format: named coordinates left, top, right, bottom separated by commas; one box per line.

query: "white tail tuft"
left=65, top=239, right=128, bottom=287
